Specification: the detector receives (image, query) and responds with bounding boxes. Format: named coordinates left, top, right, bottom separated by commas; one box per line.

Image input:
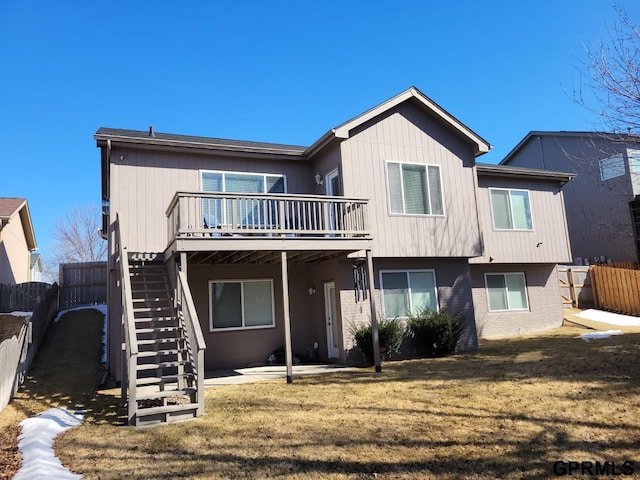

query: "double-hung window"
left=485, top=273, right=529, bottom=312
left=209, top=279, right=275, bottom=331
left=386, top=162, right=444, bottom=216
left=201, top=170, right=285, bottom=228
left=380, top=270, right=438, bottom=318
left=489, top=188, right=532, bottom=230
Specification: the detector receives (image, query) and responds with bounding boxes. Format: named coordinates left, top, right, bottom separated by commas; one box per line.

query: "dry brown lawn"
left=50, top=321, right=640, bottom=480
left=0, top=308, right=106, bottom=479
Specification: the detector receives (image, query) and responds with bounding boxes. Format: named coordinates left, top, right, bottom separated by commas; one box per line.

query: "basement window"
left=209, top=279, right=275, bottom=331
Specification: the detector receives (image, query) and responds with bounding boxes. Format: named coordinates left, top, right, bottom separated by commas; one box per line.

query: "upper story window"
left=201, top=170, right=286, bottom=228
left=599, top=155, right=625, bottom=181
left=201, top=170, right=286, bottom=194
left=489, top=188, right=533, bottom=231
left=386, top=162, right=444, bottom=216
left=380, top=270, right=438, bottom=318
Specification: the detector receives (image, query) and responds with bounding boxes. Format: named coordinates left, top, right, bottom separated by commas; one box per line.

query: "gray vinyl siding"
left=310, top=143, right=342, bottom=196
left=505, top=134, right=637, bottom=262
left=471, top=263, right=563, bottom=338
left=188, top=263, right=318, bottom=371
left=339, top=102, right=482, bottom=258
left=359, top=258, right=478, bottom=351
left=471, top=175, right=572, bottom=264
left=109, top=148, right=314, bottom=254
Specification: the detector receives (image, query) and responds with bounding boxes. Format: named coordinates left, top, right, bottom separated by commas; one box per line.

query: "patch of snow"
left=14, top=408, right=85, bottom=480
left=53, top=304, right=107, bottom=323
left=577, top=330, right=624, bottom=341
left=6, top=311, right=32, bottom=317
left=576, top=309, right=640, bottom=327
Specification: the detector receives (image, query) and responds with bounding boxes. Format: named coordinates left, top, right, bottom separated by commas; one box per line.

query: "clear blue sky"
left=2, top=0, right=639, bottom=257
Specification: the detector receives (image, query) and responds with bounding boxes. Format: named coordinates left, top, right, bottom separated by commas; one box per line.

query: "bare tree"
left=49, top=204, right=107, bottom=264
left=572, top=6, right=640, bottom=134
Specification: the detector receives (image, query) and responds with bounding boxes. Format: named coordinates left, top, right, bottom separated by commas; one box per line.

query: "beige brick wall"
left=471, top=264, right=563, bottom=339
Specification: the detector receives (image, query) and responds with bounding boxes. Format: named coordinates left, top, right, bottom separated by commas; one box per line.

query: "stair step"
left=134, top=316, right=175, bottom=323
left=136, top=326, right=180, bottom=335
left=134, top=307, right=174, bottom=314
left=136, top=373, right=194, bottom=386
left=136, top=360, right=189, bottom=371
left=134, top=403, right=200, bottom=426
left=137, top=402, right=199, bottom=415
left=137, top=338, right=179, bottom=346
left=138, top=348, right=186, bottom=358
left=135, top=388, right=196, bottom=402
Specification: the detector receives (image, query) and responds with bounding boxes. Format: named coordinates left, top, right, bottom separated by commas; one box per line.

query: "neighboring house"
left=501, top=132, right=640, bottom=264
left=0, top=198, right=37, bottom=285
left=29, top=253, right=43, bottom=282
left=96, top=87, right=573, bottom=425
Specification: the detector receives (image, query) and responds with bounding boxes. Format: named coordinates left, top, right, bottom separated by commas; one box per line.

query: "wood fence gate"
left=558, top=266, right=593, bottom=309
left=59, top=261, right=107, bottom=308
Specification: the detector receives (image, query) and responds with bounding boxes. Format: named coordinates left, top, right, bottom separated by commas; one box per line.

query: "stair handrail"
left=115, top=213, right=138, bottom=423
left=177, top=270, right=206, bottom=415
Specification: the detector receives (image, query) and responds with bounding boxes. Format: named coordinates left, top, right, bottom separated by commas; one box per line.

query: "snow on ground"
left=577, top=330, right=625, bottom=341
left=53, top=304, right=107, bottom=323
left=576, top=309, right=640, bottom=327
left=7, top=311, right=32, bottom=317
left=14, top=408, right=85, bottom=480
left=13, top=305, right=108, bottom=480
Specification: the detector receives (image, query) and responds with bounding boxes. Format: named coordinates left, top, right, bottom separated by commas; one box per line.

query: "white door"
left=324, top=282, right=340, bottom=358
left=325, top=169, right=341, bottom=233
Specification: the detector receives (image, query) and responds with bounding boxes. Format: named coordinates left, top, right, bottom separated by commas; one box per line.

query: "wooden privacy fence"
left=558, top=266, right=593, bottom=308
left=0, top=283, right=59, bottom=412
left=0, top=282, right=52, bottom=312
left=59, top=261, right=107, bottom=308
left=590, top=265, right=640, bottom=316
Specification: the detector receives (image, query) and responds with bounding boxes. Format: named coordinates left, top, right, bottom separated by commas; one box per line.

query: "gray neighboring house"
left=96, top=87, right=574, bottom=425
left=501, top=131, right=640, bottom=264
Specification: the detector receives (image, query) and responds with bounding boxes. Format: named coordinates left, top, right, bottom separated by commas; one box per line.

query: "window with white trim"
left=489, top=188, right=533, bottom=230
left=386, top=162, right=444, bottom=216
left=380, top=270, right=438, bottom=318
left=209, top=279, right=275, bottom=331
left=485, top=273, right=529, bottom=311
left=201, top=170, right=286, bottom=228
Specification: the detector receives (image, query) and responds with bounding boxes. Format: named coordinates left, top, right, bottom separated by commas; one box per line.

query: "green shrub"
left=351, top=317, right=404, bottom=365
left=408, top=308, right=464, bottom=356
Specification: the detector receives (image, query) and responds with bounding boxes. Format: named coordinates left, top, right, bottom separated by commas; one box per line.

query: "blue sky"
left=1, top=0, right=639, bottom=257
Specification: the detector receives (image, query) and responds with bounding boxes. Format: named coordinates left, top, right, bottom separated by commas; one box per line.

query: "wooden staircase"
left=126, top=259, right=202, bottom=427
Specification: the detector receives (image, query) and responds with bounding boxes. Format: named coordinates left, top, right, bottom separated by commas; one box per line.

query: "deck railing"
left=115, top=214, right=138, bottom=423
left=176, top=270, right=206, bottom=415
left=166, top=192, right=370, bottom=241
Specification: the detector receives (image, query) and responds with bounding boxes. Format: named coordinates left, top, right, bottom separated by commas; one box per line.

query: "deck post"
left=366, top=249, right=382, bottom=373
left=281, top=251, right=293, bottom=384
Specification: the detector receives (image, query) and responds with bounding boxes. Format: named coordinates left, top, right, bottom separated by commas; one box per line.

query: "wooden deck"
left=164, top=192, right=372, bottom=264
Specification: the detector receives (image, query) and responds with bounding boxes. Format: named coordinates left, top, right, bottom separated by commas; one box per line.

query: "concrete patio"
left=203, top=364, right=357, bottom=387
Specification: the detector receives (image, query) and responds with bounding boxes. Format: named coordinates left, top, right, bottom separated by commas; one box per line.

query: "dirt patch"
left=0, top=315, right=28, bottom=343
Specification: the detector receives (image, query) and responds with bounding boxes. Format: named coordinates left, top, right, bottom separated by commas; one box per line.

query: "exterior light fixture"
left=314, top=172, right=323, bottom=186
left=308, top=286, right=316, bottom=295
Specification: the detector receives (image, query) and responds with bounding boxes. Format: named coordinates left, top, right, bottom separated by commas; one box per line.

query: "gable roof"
left=0, top=197, right=37, bottom=250
left=306, top=86, right=492, bottom=158
left=501, top=131, right=640, bottom=165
